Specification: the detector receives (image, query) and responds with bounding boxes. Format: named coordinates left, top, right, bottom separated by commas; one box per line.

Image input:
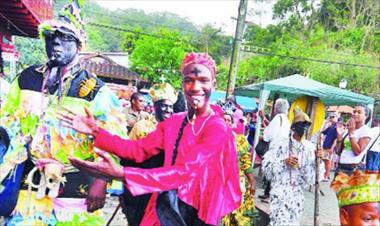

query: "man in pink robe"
left=60, top=52, right=242, bottom=225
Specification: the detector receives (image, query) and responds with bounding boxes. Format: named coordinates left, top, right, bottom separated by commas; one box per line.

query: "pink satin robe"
left=94, top=106, right=241, bottom=225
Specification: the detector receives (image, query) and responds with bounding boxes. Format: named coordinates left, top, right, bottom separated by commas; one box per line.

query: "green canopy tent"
left=234, top=74, right=375, bottom=167
left=234, top=74, right=375, bottom=106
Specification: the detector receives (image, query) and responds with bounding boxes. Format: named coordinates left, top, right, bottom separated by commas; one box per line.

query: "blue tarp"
left=210, top=90, right=257, bottom=111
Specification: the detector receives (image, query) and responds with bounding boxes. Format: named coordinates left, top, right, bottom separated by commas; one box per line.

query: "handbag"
left=255, top=115, right=283, bottom=158
left=255, top=140, right=269, bottom=158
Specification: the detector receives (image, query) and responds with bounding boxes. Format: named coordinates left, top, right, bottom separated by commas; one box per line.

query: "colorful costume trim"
left=331, top=170, right=380, bottom=207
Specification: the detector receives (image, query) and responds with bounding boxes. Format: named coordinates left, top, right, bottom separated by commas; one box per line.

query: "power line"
left=86, top=21, right=186, bottom=42
left=85, top=9, right=201, bottom=35
left=241, top=45, right=380, bottom=70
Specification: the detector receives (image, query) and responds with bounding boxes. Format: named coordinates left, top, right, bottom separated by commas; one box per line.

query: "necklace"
left=186, top=110, right=213, bottom=136
left=289, top=137, right=305, bottom=187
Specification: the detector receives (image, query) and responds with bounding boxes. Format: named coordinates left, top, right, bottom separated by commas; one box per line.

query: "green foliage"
left=238, top=0, right=379, bottom=100
left=130, top=29, right=193, bottom=88
left=14, top=37, right=46, bottom=72
left=190, top=24, right=232, bottom=64
left=120, top=27, right=143, bottom=54
left=13, top=0, right=379, bottom=105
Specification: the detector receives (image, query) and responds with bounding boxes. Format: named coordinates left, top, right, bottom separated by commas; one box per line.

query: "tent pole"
left=251, top=89, right=270, bottom=168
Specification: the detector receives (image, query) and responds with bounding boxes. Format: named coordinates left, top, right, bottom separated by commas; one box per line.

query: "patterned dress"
left=222, top=134, right=257, bottom=226
left=262, top=136, right=317, bottom=226
left=0, top=64, right=127, bottom=225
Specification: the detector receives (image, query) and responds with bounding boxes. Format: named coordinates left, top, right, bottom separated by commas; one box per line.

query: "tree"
left=129, top=29, right=193, bottom=88
left=190, top=24, right=233, bottom=64
left=119, top=28, right=142, bottom=54
left=14, top=37, right=46, bottom=73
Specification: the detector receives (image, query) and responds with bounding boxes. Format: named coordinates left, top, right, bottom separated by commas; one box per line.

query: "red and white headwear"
left=180, top=52, right=217, bottom=77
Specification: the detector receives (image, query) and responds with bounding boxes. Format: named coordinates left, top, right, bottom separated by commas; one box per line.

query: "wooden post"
left=225, top=0, right=248, bottom=99
left=314, top=132, right=322, bottom=226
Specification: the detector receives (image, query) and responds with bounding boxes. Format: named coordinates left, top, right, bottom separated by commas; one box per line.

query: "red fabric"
left=140, top=193, right=160, bottom=226
left=94, top=105, right=242, bottom=225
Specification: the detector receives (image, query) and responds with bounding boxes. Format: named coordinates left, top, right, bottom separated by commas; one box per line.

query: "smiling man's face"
left=182, top=63, right=215, bottom=112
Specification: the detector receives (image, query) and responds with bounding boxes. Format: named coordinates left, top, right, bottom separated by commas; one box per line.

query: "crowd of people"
left=0, top=1, right=379, bottom=226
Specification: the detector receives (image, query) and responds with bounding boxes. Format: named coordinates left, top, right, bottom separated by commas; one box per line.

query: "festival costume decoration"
left=39, top=0, right=86, bottom=44
left=289, top=96, right=325, bottom=136
left=0, top=0, right=127, bottom=224
left=149, top=82, right=178, bottom=104
left=331, top=170, right=380, bottom=207
left=180, top=52, right=217, bottom=77
left=293, top=106, right=312, bottom=124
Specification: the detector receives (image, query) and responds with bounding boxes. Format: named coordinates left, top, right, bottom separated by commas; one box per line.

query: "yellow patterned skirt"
left=222, top=178, right=257, bottom=226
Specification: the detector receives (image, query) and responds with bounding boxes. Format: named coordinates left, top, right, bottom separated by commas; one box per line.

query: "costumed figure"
left=331, top=170, right=379, bottom=226
left=0, top=1, right=127, bottom=224
left=262, top=107, right=323, bottom=226
left=120, top=83, right=178, bottom=226
left=222, top=112, right=257, bottom=226
left=59, top=52, right=242, bottom=226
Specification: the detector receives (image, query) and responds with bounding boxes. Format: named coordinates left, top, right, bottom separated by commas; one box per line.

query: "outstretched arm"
left=59, top=107, right=164, bottom=162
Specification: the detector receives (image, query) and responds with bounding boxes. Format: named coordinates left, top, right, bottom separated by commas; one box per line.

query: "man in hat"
left=120, top=83, right=178, bottom=226
left=0, top=0, right=127, bottom=223
left=262, top=107, right=323, bottom=226
left=331, top=170, right=379, bottom=226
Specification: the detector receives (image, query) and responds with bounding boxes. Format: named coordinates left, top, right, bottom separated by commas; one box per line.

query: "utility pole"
left=226, top=0, right=248, bottom=99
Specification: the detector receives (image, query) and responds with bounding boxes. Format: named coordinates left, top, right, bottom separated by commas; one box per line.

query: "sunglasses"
left=44, top=30, right=78, bottom=42
left=329, top=115, right=336, bottom=118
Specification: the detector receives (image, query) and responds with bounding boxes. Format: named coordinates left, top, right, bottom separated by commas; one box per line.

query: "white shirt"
left=340, top=125, right=372, bottom=164
left=263, top=113, right=290, bottom=143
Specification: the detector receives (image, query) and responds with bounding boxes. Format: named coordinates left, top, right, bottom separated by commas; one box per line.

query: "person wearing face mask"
left=262, top=107, right=323, bottom=226
left=58, top=52, right=241, bottom=226
left=0, top=1, right=127, bottom=224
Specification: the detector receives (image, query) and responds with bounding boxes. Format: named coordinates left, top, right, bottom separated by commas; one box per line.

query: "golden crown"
left=331, top=170, right=380, bottom=207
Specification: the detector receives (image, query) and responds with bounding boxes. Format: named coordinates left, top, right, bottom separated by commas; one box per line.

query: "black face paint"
left=154, top=100, right=174, bottom=122
left=45, top=31, right=78, bottom=67
left=190, top=67, right=201, bottom=77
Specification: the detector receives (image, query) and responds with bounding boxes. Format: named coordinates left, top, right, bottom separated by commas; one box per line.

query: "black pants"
left=157, top=190, right=213, bottom=226
left=264, top=180, right=271, bottom=197
left=120, top=152, right=164, bottom=226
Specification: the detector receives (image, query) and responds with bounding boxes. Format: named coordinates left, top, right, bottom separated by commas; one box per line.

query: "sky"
left=95, top=0, right=276, bottom=35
